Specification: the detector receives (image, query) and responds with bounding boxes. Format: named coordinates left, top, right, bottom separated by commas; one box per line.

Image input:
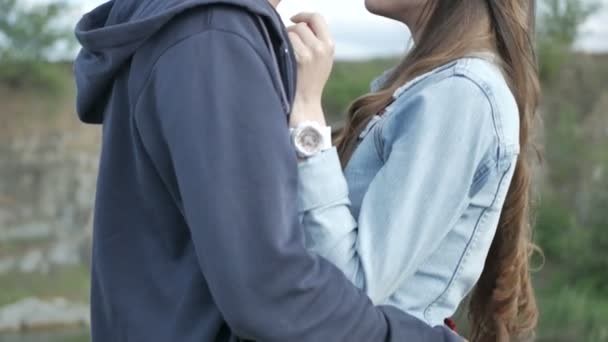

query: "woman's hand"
left=287, top=12, right=335, bottom=128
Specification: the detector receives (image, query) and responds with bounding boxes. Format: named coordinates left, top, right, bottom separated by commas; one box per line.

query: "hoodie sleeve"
left=133, top=28, right=462, bottom=342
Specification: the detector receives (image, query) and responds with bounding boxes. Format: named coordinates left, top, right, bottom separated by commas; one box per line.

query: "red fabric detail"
left=444, top=318, right=457, bottom=332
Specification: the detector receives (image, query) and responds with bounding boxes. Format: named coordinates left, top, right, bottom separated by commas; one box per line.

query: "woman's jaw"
left=364, top=0, right=428, bottom=42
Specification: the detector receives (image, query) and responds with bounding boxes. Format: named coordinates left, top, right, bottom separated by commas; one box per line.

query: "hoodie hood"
left=74, top=0, right=284, bottom=124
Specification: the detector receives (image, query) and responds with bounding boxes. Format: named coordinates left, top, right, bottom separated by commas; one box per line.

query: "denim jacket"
left=297, top=56, right=520, bottom=326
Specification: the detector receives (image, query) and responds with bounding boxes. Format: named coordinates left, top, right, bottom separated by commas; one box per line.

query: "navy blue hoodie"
left=74, top=0, right=461, bottom=341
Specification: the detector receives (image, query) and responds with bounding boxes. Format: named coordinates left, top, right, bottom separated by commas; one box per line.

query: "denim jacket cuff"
left=297, top=147, right=349, bottom=212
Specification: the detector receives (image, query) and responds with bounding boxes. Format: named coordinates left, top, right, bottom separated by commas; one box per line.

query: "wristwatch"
left=290, top=121, right=332, bottom=159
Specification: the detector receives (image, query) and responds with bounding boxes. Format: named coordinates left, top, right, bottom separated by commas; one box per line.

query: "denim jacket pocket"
left=470, top=163, right=492, bottom=198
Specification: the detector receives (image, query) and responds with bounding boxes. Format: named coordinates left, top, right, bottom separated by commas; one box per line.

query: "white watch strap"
left=320, top=126, right=333, bottom=151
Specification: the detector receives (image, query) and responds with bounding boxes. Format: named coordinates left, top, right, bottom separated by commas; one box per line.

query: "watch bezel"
left=291, top=121, right=326, bottom=158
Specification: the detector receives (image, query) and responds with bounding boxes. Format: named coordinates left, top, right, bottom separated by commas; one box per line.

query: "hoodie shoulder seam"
left=132, top=27, right=275, bottom=116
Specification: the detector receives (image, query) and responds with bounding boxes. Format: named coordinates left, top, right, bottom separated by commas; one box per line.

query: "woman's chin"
left=364, top=0, right=401, bottom=20
left=364, top=0, right=385, bottom=16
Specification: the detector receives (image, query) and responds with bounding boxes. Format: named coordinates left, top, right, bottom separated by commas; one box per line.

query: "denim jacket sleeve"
left=298, top=75, right=507, bottom=304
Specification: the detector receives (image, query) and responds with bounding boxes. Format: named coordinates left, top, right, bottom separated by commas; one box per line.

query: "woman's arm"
left=298, top=76, right=507, bottom=304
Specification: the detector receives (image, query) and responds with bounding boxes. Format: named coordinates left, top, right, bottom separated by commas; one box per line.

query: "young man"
left=74, top=0, right=461, bottom=341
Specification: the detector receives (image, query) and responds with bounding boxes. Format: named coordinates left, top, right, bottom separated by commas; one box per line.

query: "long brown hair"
left=336, top=0, right=540, bottom=341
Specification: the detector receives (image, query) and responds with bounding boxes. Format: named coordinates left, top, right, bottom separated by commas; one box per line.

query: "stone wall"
left=0, top=129, right=99, bottom=275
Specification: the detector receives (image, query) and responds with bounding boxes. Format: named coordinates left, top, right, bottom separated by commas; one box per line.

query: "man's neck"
left=268, top=0, right=279, bottom=8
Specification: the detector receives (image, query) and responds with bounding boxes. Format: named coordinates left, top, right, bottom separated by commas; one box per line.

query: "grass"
left=0, top=266, right=90, bottom=307
left=537, top=287, right=608, bottom=341
left=0, top=328, right=89, bottom=342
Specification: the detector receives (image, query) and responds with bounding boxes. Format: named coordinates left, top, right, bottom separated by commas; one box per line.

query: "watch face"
left=296, top=126, right=323, bottom=156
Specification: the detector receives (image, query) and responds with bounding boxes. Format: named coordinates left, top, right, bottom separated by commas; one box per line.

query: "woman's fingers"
left=287, top=31, right=311, bottom=63
left=285, top=12, right=334, bottom=128
left=287, top=23, right=319, bottom=48
left=287, top=13, right=335, bottom=61
left=291, top=12, right=333, bottom=45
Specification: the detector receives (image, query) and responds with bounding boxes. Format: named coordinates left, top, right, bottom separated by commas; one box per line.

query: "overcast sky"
left=67, top=0, right=608, bottom=59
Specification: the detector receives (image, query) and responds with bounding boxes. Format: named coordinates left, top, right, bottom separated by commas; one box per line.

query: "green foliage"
left=544, top=107, right=585, bottom=189
left=535, top=0, right=608, bottom=298
left=536, top=25, right=608, bottom=299
left=573, top=191, right=608, bottom=295
left=535, top=192, right=608, bottom=296
left=0, top=0, right=75, bottom=91
left=535, top=196, right=578, bottom=261
left=323, top=59, right=396, bottom=124
left=537, top=39, right=571, bottom=82
left=0, top=0, right=74, bottom=60
left=538, top=0, right=600, bottom=46
left=537, top=286, right=608, bottom=341
left=0, top=59, right=70, bottom=91
left=537, top=0, right=600, bottom=81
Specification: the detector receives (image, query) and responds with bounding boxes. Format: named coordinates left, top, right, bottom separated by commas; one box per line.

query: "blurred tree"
left=537, top=0, right=600, bottom=81
left=0, top=0, right=74, bottom=90
left=539, top=0, right=599, bottom=45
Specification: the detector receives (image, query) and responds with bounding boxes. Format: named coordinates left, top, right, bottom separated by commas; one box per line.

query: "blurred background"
left=0, top=0, right=606, bottom=341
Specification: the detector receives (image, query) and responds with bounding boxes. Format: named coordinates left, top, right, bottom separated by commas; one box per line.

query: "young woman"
left=286, top=0, right=540, bottom=341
